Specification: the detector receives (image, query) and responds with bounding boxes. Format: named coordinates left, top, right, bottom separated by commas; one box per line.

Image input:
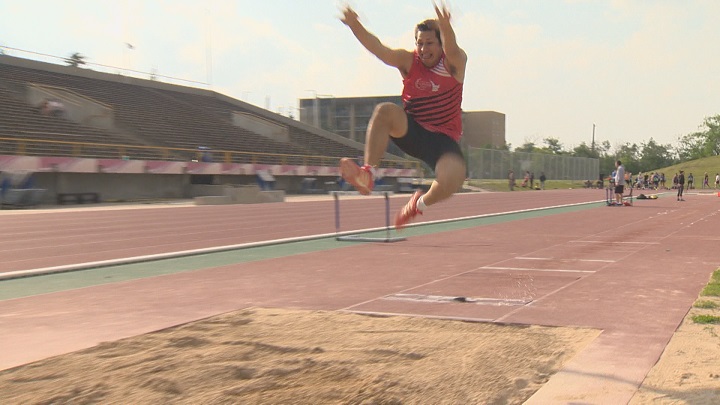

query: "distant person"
left=613, top=160, right=625, bottom=205
left=508, top=170, right=515, bottom=191
left=716, top=173, right=720, bottom=189
left=338, top=2, right=468, bottom=229
left=703, top=172, right=709, bottom=189
left=529, top=171, right=535, bottom=189
left=539, top=172, right=546, bottom=190
left=521, top=171, right=530, bottom=188
left=677, top=170, right=685, bottom=201
left=198, top=146, right=212, bottom=163
left=635, top=173, right=643, bottom=189
left=0, top=171, right=9, bottom=199
left=687, top=173, right=694, bottom=190
left=39, top=100, right=49, bottom=115
left=40, top=99, right=65, bottom=117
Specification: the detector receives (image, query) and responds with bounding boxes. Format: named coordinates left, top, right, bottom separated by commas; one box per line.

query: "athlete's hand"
left=340, top=4, right=360, bottom=28
left=433, top=0, right=452, bottom=27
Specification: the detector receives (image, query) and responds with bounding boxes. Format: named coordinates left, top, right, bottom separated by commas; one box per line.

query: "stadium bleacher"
left=0, top=56, right=386, bottom=166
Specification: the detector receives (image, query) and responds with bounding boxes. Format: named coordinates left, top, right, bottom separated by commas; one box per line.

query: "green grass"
left=651, top=155, right=720, bottom=183
left=691, top=314, right=720, bottom=324
left=694, top=300, right=719, bottom=309
left=700, top=269, right=720, bottom=297
left=692, top=269, right=720, bottom=325
left=465, top=179, right=589, bottom=192
left=463, top=155, right=720, bottom=191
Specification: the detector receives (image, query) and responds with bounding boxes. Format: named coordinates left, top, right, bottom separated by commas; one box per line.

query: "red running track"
left=1, top=189, right=719, bottom=403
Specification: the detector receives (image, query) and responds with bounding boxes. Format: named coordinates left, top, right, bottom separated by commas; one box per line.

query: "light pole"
left=592, top=123, right=596, bottom=154
left=124, top=43, right=135, bottom=74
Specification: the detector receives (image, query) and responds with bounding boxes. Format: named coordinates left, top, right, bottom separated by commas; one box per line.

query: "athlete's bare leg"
left=423, top=153, right=466, bottom=206
left=363, top=102, right=408, bottom=167
left=364, top=102, right=465, bottom=210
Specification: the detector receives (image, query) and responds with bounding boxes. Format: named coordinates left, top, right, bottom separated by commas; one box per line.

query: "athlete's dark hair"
left=415, top=19, right=441, bottom=46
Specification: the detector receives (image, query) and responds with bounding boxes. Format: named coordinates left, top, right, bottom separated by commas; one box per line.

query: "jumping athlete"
left=338, top=1, right=467, bottom=229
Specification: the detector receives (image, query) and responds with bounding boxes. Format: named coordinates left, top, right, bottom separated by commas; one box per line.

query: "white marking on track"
left=515, top=257, right=614, bottom=263
left=481, top=266, right=595, bottom=274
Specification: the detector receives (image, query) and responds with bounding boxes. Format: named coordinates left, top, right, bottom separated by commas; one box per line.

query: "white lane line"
left=481, top=266, right=595, bottom=274
left=569, top=240, right=660, bottom=244
left=383, top=293, right=531, bottom=306
left=342, top=310, right=495, bottom=324
left=514, top=257, right=615, bottom=263
left=2, top=198, right=606, bottom=281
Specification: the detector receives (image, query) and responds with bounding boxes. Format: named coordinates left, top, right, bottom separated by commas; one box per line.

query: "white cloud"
left=2, top=0, right=719, bottom=150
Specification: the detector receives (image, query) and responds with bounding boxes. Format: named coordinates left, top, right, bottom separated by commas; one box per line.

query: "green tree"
left=514, top=142, right=536, bottom=153
left=541, top=137, right=564, bottom=154
left=596, top=141, right=616, bottom=178
left=573, top=142, right=599, bottom=158
left=611, top=142, right=640, bottom=174
left=599, top=140, right=611, bottom=156
left=638, top=138, right=676, bottom=171
left=698, top=115, right=720, bottom=156
left=676, top=131, right=705, bottom=161
left=64, top=52, right=87, bottom=67
left=676, top=114, right=720, bottom=160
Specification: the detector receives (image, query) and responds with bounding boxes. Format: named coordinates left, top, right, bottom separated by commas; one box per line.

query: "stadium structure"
left=0, top=56, right=419, bottom=206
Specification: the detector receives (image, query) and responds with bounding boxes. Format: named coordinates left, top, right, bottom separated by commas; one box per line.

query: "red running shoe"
left=395, top=190, right=423, bottom=230
left=339, top=158, right=374, bottom=195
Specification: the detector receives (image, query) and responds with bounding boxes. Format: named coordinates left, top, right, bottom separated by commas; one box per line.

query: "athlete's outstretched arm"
left=340, top=5, right=412, bottom=71
left=433, top=1, right=467, bottom=81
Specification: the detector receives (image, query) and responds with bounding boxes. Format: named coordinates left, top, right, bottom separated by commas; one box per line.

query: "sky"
left=1, top=0, right=719, bottom=151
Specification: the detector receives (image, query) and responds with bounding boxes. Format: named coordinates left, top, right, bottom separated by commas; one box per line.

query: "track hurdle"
left=606, top=186, right=634, bottom=206
left=333, top=192, right=407, bottom=243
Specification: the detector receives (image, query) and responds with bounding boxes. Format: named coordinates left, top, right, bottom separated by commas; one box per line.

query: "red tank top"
left=401, top=51, right=463, bottom=141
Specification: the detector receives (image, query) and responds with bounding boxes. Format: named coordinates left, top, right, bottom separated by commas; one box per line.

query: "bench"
left=256, top=170, right=276, bottom=191
left=57, top=192, right=100, bottom=205
left=300, top=178, right=325, bottom=194
left=1, top=189, right=46, bottom=209
left=397, top=178, right=419, bottom=193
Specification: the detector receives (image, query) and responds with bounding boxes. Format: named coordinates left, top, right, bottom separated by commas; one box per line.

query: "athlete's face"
left=415, top=30, right=442, bottom=68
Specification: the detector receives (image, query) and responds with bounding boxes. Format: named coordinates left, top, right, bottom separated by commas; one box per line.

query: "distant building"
left=299, top=95, right=402, bottom=143
left=299, top=95, right=506, bottom=150
left=462, top=111, right=506, bottom=148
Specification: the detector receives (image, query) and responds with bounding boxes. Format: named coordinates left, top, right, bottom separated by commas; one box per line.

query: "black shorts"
left=614, top=185, right=624, bottom=194
left=390, top=114, right=464, bottom=170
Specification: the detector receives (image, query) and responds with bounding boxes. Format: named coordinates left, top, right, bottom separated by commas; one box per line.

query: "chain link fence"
left=466, top=147, right=600, bottom=181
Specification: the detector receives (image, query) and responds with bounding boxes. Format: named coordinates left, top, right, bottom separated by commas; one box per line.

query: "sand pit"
left=0, top=308, right=599, bottom=404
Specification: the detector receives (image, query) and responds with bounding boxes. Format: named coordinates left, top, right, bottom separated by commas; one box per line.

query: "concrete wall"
left=32, top=172, right=188, bottom=202
left=26, top=84, right=115, bottom=131
left=232, top=112, right=289, bottom=143
left=27, top=172, right=372, bottom=203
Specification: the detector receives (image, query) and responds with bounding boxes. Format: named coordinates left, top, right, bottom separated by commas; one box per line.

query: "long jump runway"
left=1, top=189, right=719, bottom=403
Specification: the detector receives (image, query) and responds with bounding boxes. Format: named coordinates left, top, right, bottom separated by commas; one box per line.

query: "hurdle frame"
left=333, top=191, right=407, bottom=243
left=606, top=186, right=634, bottom=206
